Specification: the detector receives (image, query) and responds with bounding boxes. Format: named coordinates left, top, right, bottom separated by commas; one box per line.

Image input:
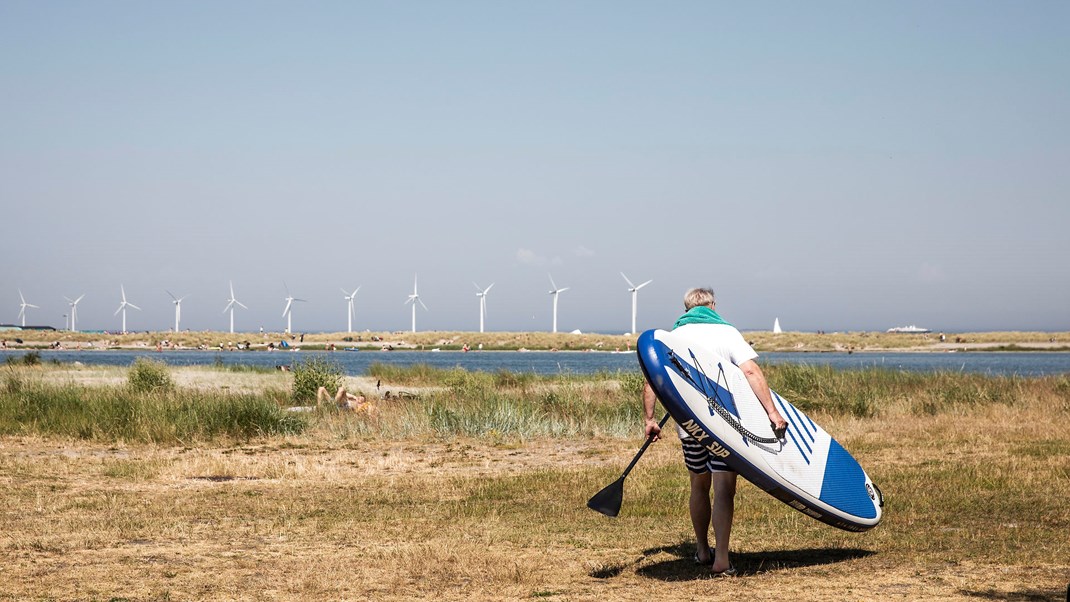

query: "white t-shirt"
left=671, top=322, right=759, bottom=439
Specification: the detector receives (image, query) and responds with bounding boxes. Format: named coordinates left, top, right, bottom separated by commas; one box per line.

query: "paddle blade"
left=587, top=476, right=626, bottom=517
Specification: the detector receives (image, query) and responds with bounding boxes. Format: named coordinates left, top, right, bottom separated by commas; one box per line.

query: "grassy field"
left=1, top=361, right=1068, bottom=600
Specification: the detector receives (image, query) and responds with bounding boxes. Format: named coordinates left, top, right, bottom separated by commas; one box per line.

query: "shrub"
left=127, top=358, right=175, bottom=394
left=291, top=356, right=343, bottom=403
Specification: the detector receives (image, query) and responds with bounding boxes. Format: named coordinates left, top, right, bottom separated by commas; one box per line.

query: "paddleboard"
left=637, top=329, right=883, bottom=532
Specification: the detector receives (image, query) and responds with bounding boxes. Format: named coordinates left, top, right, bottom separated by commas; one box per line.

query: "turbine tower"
left=223, top=281, right=247, bottom=334
left=167, top=290, right=189, bottom=332
left=17, top=290, right=39, bottom=327
left=475, top=283, right=494, bottom=333
left=281, top=283, right=306, bottom=334
left=342, top=286, right=361, bottom=333
left=621, top=272, right=653, bottom=335
left=404, top=274, right=428, bottom=333
left=65, top=294, right=85, bottom=332
left=114, top=285, right=141, bottom=334
left=548, top=275, right=569, bottom=333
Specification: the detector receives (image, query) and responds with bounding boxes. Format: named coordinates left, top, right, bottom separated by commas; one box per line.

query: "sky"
left=2, top=1, right=1068, bottom=334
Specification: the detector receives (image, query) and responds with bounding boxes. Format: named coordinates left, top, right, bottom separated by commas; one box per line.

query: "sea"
left=2, top=348, right=1069, bottom=377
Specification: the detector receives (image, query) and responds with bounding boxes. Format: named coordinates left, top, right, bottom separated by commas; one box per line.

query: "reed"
left=0, top=374, right=305, bottom=443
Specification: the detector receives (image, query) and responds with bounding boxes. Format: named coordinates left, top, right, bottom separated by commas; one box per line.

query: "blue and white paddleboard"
left=637, top=329, right=883, bottom=532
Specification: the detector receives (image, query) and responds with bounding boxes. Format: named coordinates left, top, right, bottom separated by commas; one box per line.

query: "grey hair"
left=683, top=287, right=715, bottom=310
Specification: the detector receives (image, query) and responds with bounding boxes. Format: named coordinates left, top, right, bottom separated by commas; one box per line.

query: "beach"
left=3, top=328, right=1069, bottom=354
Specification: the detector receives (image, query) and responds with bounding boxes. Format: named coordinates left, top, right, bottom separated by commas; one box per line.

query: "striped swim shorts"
left=681, top=437, right=732, bottom=474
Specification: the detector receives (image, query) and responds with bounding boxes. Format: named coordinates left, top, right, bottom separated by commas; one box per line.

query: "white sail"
left=773, top=317, right=782, bottom=334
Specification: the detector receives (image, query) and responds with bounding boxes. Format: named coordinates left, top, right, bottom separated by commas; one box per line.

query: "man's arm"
left=738, top=359, right=788, bottom=431
left=642, top=380, right=662, bottom=441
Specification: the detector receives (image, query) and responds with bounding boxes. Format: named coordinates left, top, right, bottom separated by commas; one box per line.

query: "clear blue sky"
left=2, top=1, right=1067, bottom=334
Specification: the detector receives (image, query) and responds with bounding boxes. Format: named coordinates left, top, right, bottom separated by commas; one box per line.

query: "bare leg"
left=689, top=471, right=713, bottom=564
left=316, top=386, right=330, bottom=404
left=335, top=387, right=347, bottom=404
left=711, top=471, right=738, bottom=572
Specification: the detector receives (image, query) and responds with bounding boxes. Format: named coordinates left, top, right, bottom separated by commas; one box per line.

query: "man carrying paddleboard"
left=643, top=287, right=788, bottom=575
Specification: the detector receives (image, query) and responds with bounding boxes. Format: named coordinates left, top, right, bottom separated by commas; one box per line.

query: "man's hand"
left=644, top=418, right=662, bottom=442
left=768, top=410, right=788, bottom=439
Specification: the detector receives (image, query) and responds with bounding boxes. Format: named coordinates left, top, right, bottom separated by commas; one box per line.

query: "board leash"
left=667, top=349, right=782, bottom=446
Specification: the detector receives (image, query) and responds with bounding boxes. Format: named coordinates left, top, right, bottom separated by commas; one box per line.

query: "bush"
left=128, top=358, right=175, bottom=394
left=5, top=351, right=42, bottom=366
left=291, top=356, right=343, bottom=403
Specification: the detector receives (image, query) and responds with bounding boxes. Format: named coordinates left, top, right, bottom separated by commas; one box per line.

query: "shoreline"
left=1, top=329, right=1069, bottom=354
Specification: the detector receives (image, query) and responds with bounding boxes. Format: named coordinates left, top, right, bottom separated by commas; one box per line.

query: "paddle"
left=587, top=413, right=671, bottom=517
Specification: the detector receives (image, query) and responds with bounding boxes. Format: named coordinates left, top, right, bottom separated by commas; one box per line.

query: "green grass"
left=761, top=363, right=1036, bottom=417
left=2, top=361, right=1067, bottom=445
left=0, top=375, right=306, bottom=443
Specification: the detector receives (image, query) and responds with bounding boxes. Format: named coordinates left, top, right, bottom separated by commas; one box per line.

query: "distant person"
left=641, top=287, right=788, bottom=575
left=317, top=386, right=375, bottom=414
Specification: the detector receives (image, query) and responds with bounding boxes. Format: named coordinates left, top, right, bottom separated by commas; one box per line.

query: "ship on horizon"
left=886, top=325, right=932, bottom=334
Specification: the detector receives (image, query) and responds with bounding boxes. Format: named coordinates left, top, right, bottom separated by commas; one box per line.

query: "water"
left=3, top=348, right=1069, bottom=377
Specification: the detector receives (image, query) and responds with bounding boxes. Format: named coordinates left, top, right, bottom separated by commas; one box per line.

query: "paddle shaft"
left=619, top=413, right=671, bottom=479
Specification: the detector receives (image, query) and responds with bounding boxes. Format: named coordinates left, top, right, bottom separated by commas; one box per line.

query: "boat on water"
left=886, top=325, right=932, bottom=334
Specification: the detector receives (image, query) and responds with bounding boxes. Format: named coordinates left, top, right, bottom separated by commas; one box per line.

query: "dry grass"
left=1, top=366, right=1068, bottom=600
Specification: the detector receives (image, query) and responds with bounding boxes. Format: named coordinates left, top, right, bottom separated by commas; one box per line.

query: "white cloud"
left=573, top=245, right=596, bottom=258
left=516, top=248, right=562, bottom=267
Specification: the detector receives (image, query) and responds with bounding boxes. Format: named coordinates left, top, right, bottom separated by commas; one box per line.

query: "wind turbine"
left=474, top=283, right=494, bottom=333
left=548, top=275, right=569, bottom=333
left=404, top=274, right=428, bottom=333
left=65, top=294, right=85, bottom=332
left=17, top=290, right=39, bottom=327
left=342, top=286, right=361, bottom=333
left=281, top=283, right=306, bottom=334
left=223, top=281, right=247, bottom=334
left=167, top=290, right=189, bottom=332
left=621, top=273, right=653, bottom=335
left=114, top=285, right=141, bottom=333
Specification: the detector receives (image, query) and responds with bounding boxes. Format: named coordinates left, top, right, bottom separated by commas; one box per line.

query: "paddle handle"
left=620, top=413, right=671, bottom=479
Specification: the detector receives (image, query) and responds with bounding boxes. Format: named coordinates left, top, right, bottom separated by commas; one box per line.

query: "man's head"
left=683, top=287, right=715, bottom=310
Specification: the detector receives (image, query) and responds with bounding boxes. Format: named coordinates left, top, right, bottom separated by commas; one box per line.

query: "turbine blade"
left=128, top=302, right=141, bottom=311
left=637, top=279, right=653, bottom=289
left=419, top=298, right=429, bottom=311
left=620, top=272, right=635, bottom=288
left=236, top=300, right=247, bottom=309
left=167, top=290, right=177, bottom=301
left=485, top=283, right=494, bottom=294
left=282, top=299, right=292, bottom=317
left=114, top=305, right=123, bottom=316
